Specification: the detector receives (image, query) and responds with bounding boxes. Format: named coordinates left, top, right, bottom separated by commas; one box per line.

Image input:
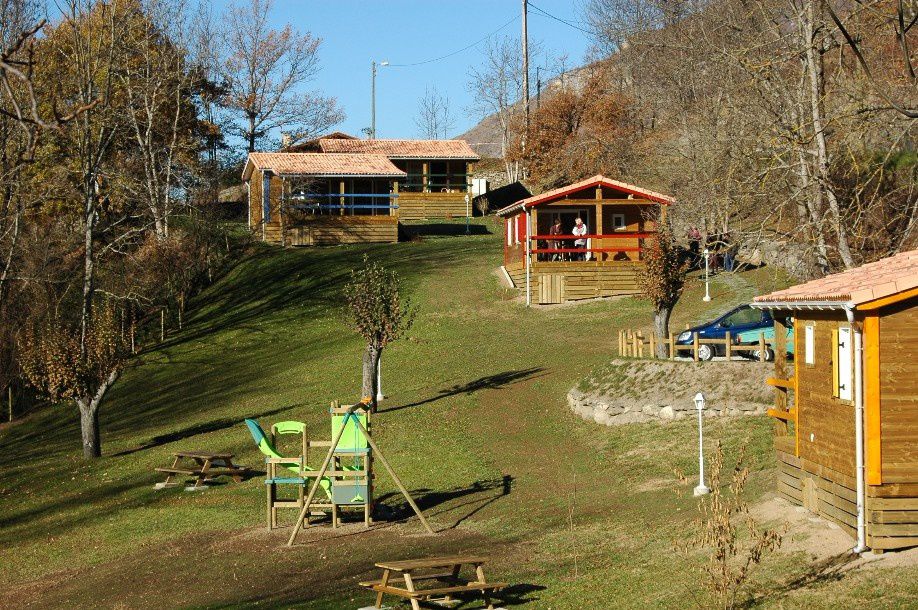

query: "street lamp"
left=702, top=247, right=712, bottom=302
left=371, top=60, right=389, bottom=139
left=693, top=392, right=710, bottom=497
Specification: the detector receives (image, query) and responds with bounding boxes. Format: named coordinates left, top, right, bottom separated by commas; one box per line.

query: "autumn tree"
left=19, top=305, right=128, bottom=457
left=222, top=0, right=343, bottom=151
left=641, top=220, right=686, bottom=358
left=342, top=256, right=414, bottom=412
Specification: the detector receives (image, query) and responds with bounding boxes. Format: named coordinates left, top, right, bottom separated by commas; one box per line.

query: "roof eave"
left=750, top=300, right=854, bottom=311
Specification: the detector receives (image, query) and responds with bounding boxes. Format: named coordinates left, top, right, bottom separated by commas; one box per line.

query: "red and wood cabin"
left=495, top=175, right=675, bottom=304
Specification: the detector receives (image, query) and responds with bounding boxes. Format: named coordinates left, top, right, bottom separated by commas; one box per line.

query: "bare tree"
left=414, top=86, right=456, bottom=139
left=467, top=35, right=528, bottom=183
left=222, top=0, right=343, bottom=152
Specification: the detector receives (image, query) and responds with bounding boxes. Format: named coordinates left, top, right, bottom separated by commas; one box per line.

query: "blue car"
left=675, top=305, right=778, bottom=361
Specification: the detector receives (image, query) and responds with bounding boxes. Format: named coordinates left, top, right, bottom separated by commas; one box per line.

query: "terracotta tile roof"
left=317, top=138, right=480, bottom=159
left=243, top=153, right=407, bottom=180
left=754, top=249, right=918, bottom=307
left=495, top=174, right=675, bottom=216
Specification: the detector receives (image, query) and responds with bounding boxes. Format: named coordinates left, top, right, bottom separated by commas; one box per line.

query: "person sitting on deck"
left=572, top=217, right=588, bottom=261
left=549, top=216, right=563, bottom=261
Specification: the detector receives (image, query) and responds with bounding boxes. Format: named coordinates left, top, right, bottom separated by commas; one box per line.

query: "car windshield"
left=720, top=307, right=762, bottom=327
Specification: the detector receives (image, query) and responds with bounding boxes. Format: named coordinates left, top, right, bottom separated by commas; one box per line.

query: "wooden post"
left=632, top=332, right=638, bottom=358
left=422, top=162, right=429, bottom=192
left=391, top=180, right=398, bottom=217
left=618, top=330, right=623, bottom=357
left=8, top=385, right=12, bottom=423
left=725, top=331, right=731, bottom=360
left=758, top=332, right=766, bottom=362
left=339, top=179, right=345, bottom=216
left=161, top=309, right=165, bottom=342
left=594, top=186, right=603, bottom=262
left=693, top=332, right=699, bottom=362
left=649, top=332, right=656, bottom=359
left=669, top=333, right=675, bottom=360
left=280, top=177, right=286, bottom=247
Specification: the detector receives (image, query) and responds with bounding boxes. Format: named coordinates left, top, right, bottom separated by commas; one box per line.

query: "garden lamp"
left=694, top=392, right=710, bottom=496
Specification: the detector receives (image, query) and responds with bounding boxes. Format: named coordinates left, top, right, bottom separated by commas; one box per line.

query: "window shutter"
left=831, top=327, right=839, bottom=398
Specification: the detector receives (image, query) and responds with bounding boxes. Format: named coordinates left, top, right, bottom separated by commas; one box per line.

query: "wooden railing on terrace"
left=529, top=231, right=655, bottom=257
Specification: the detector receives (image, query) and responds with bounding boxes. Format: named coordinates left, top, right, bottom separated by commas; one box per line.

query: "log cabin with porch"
left=496, top=175, right=675, bottom=304
left=242, top=153, right=405, bottom=246
left=305, top=137, right=480, bottom=221
left=752, top=249, right=918, bottom=552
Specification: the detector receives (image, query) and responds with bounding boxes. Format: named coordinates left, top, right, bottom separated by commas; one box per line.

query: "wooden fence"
left=618, top=328, right=769, bottom=361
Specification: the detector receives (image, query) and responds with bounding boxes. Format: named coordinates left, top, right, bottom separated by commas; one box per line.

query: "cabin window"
left=832, top=326, right=853, bottom=401
left=612, top=213, right=626, bottom=231
left=804, top=325, right=815, bottom=365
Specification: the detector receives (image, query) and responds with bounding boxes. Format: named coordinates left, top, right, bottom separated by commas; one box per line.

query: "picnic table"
left=360, top=555, right=506, bottom=610
left=154, top=451, right=248, bottom=490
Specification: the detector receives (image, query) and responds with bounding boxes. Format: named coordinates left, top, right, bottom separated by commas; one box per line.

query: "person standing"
left=548, top=216, right=563, bottom=261
left=572, top=217, right=588, bottom=261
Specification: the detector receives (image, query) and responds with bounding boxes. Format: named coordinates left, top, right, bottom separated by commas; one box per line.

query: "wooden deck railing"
left=618, top=328, right=769, bottom=361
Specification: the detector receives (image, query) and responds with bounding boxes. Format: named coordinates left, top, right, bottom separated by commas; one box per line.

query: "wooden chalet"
left=242, top=152, right=405, bottom=246
left=496, top=175, right=675, bottom=304
left=752, top=249, right=918, bottom=551
left=314, top=138, right=480, bottom=220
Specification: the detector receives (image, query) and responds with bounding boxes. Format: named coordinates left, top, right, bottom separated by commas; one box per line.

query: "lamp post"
left=693, top=392, right=710, bottom=497
left=370, top=60, right=389, bottom=139
left=702, top=247, right=712, bottom=302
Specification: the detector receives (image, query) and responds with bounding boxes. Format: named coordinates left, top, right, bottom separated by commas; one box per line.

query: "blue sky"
left=220, top=0, right=595, bottom=139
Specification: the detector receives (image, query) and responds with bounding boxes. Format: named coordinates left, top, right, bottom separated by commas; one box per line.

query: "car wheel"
left=753, top=348, right=775, bottom=362
left=697, top=344, right=715, bottom=361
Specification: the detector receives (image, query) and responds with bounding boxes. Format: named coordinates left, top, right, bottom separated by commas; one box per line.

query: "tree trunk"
left=77, top=399, right=101, bottom=458
left=804, top=0, right=855, bottom=269
left=362, top=343, right=381, bottom=411
left=654, top=308, right=671, bottom=359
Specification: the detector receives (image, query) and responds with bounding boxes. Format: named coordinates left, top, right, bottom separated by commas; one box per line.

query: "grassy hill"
left=1, top=219, right=915, bottom=608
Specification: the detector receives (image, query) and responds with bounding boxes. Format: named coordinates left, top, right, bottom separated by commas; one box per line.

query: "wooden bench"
left=154, top=451, right=248, bottom=490
left=360, top=555, right=506, bottom=609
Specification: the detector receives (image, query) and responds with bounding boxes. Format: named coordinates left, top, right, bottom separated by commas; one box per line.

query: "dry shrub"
left=680, top=441, right=784, bottom=609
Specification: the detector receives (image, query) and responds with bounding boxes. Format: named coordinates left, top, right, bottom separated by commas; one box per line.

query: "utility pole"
left=371, top=61, right=377, bottom=139
left=522, top=0, right=530, bottom=132
left=536, top=65, right=541, bottom=110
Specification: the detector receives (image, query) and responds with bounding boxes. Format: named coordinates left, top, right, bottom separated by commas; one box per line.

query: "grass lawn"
left=1, top=218, right=915, bottom=609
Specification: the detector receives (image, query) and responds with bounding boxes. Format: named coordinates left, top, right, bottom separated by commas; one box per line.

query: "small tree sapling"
left=641, top=220, right=687, bottom=358
left=342, top=256, right=414, bottom=411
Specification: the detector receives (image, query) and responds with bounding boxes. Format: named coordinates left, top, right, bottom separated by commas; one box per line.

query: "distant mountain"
left=457, top=61, right=601, bottom=159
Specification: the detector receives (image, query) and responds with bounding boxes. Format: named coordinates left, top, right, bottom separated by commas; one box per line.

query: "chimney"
left=280, top=132, right=292, bottom=149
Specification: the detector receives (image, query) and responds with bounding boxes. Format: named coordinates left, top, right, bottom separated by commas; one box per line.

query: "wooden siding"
left=777, top=439, right=918, bottom=550
left=398, top=192, right=469, bottom=220
left=878, top=298, right=918, bottom=484
left=794, top=312, right=855, bottom=476
left=504, top=261, right=643, bottom=303
left=264, top=216, right=397, bottom=246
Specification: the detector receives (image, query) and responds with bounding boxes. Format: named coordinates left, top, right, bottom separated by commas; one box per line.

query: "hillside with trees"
left=463, top=0, right=916, bottom=277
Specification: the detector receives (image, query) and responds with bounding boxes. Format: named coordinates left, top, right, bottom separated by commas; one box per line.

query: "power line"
left=387, top=14, right=521, bottom=67
left=528, top=1, right=597, bottom=37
